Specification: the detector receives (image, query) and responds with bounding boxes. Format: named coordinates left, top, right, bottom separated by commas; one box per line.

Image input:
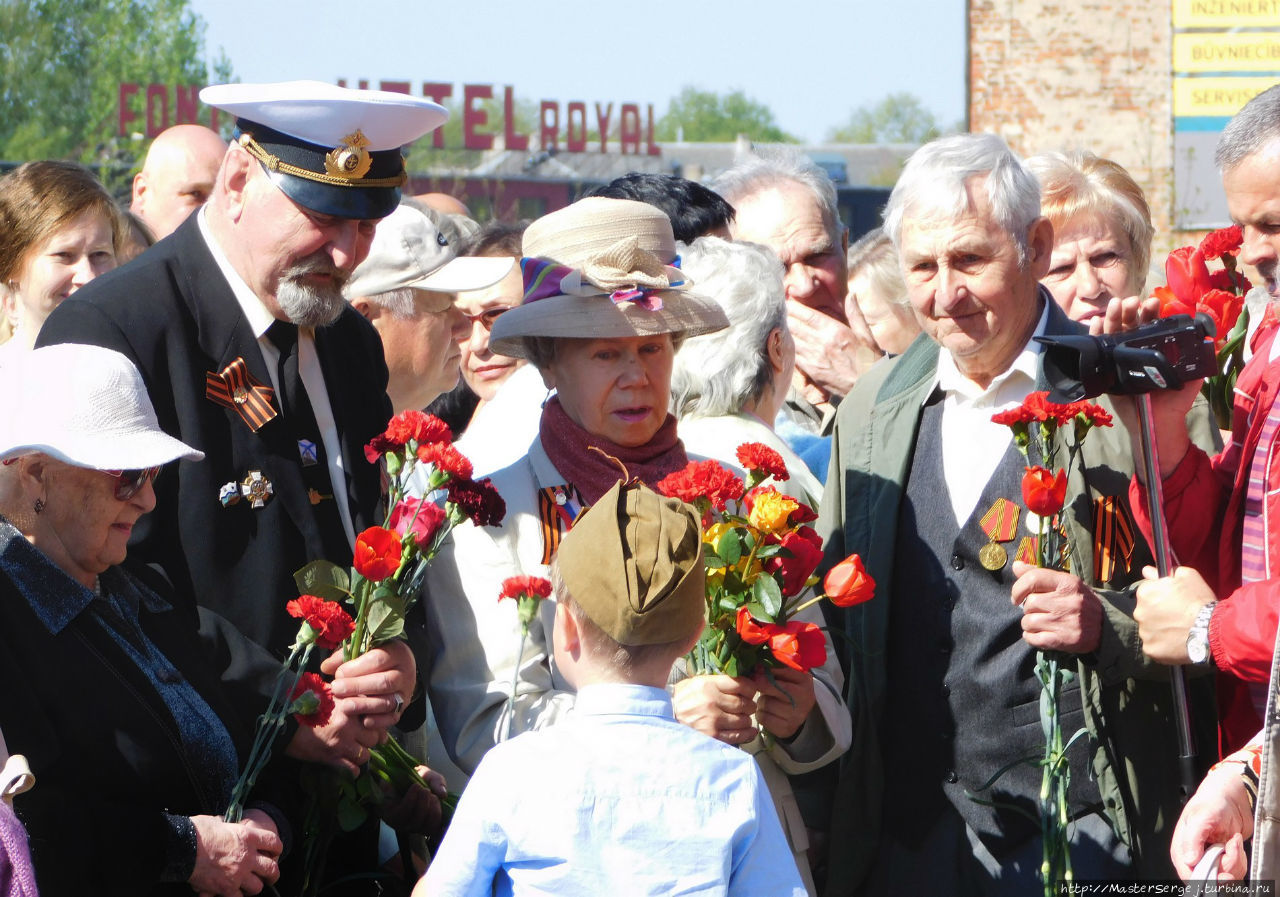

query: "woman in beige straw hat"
left=422, top=198, right=729, bottom=774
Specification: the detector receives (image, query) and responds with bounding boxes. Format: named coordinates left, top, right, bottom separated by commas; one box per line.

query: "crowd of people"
left=1, top=75, right=1280, bottom=896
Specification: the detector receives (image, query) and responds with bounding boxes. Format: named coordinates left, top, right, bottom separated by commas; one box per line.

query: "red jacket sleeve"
left=1209, top=580, right=1280, bottom=682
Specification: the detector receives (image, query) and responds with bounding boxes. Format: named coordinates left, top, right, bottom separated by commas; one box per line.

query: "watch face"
left=1187, top=635, right=1209, bottom=664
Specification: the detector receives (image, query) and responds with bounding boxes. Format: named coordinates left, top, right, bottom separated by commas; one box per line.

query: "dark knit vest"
left=880, top=389, right=1102, bottom=856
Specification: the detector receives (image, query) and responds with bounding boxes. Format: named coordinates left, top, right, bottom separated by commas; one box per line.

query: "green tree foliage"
left=0, top=0, right=231, bottom=187
left=655, top=86, right=797, bottom=143
left=827, top=92, right=947, bottom=144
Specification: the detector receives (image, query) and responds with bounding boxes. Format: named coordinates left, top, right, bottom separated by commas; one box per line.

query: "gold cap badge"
left=324, top=130, right=373, bottom=180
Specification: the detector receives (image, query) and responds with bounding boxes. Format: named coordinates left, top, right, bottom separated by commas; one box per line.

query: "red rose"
left=736, top=442, right=790, bottom=482
left=286, top=595, right=355, bottom=650
left=736, top=606, right=770, bottom=645
left=787, top=502, right=819, bottom=525
left=764, top=526, right=824, bottom=598
left=417, top=442, right=473, bottom=482
left=766, top=620, right=827, bottom=672
left=655, top=460, right=744, bottom=512
left=388, top=497, right=446, bottom=550
left=499, top=575, right=553, bottom=602
left=354, top=526, right=402, bottom=582
left=290, top=672, right=335, bottom=728
left=1199, top=225, right=1243, bottom=261
left=1165, top=245, right=1214, bottom=304
left=1022, top=466, right=1068, bottom=517
left=823, top=554, right=876, bottom=608
left=446, top=477, right=507, bottom=527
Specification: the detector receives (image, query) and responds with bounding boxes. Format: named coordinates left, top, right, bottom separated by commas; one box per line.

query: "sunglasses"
left=104, top=466, right=161, bottom=501
left=461, top=306, right=511, bottom=331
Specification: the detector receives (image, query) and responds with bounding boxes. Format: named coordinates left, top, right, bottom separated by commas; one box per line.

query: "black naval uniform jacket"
left=37, top=215, right=393, bottom=701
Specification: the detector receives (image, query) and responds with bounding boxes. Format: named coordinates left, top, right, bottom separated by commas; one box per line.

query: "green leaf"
left=703, top=554, right=727, bottom=570
left=336, top=793, right=368, bottom=832
left=754, top=543, right=783, bottom=559
left=753, top=575, right=783, bottom=618
left=293, top=560, right=351, bottom=602
left=718, top=531, right=742, bottom=566
left=365, top=592, right=407, bottom=645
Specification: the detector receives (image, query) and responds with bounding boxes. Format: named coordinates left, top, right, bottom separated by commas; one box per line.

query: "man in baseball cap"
left=38, top=81, right=444, bottom=816
left=345, top=200, right=512, bottom=414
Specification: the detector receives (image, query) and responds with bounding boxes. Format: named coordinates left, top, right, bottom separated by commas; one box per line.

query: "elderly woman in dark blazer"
left=0, top=344, right=284, bottom=897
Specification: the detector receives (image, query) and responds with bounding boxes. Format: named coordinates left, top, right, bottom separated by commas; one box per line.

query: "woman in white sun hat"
left=0, top=343, right=287, bottom=897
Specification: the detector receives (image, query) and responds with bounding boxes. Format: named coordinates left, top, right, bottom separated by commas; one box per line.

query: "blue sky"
left=188, top=0, right=968, bottom=144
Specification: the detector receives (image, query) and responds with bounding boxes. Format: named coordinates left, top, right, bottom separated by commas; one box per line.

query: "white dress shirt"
left=932, top=302, right=1049, bottom=528
left=196, top=208, right=355, bottom=547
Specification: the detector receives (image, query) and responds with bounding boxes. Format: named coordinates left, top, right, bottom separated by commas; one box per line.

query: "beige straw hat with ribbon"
left=489, top=198, right=729, bottom=361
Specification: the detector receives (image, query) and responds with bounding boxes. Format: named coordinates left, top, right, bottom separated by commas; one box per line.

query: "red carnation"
left=499, top=575, right=553, bottom=602
left=764, top=526, right=824, bottom=598
left=389, top=497, right=446, bottom=550
left=735, top=607, right=771, bottom=645
left=386, top=410, right=452, bottom=447
left=446, top=477, right=507, bottom=527
left=1021, top=391, right=1054, bottom=423
left=1068, top=400, right=1113, bottom=429
left=1199, top=225, right=1243, bottom=261
left=736, top=442, right=790, bottom=482
left=286, top=595, right=355, bottom=650
left=655, top=460, right=744, bottom=512
left=290, top=672, right=335, bottom=728
left=1022, top=466, right=1068, bottom=517
left=991, top=406, right=1032, bottom=427
left=354, top=526, right=402, bottom=582
left=823, top=554, right=876, bottom=608
left=417, top=441, right=474, bottom=482
left=364, top=433, right=400, bottom=465
left=765, top=620, right=828, bottom=672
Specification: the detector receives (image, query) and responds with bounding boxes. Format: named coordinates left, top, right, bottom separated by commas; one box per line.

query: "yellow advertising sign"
left=1175, top=33, right=1280, bottom=72
left=1174, top=77, right=1279, bottom=117
left=1173, top=0, right=1280, bottom=28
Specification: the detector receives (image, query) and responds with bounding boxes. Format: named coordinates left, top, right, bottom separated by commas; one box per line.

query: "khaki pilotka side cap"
left=556, top=479, right=706, bottom=647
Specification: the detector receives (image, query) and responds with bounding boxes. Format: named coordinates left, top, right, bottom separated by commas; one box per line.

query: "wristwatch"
left=1186, top=601, right=1218, bottom=665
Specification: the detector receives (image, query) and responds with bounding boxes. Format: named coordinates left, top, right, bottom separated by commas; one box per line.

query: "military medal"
left=218, top=482, right=241, bottom=508
left=297, top=439, right=319, bottom=467
left=977, top=497, right=1019, bottom=571
left=239, top=470, right=274, bottom=508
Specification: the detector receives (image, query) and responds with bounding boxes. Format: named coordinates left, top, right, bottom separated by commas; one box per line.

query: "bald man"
left=130, top=124, right=227, bottom=239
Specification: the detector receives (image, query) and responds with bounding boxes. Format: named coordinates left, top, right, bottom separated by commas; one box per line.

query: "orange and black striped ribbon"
left=205, top=357, right=277, bottom=432
left=537, top=485, right=583, bottom=565
left=979, top=497, right=1020, bottom=543
left=1092, top=494, right=1136, bottom=582
left=1015, top=536, right=1039, bottom=566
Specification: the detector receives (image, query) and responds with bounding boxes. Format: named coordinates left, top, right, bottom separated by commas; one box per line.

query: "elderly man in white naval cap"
left=38, top=83, right=445, bottom=861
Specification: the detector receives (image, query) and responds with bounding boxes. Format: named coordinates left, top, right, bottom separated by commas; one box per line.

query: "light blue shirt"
left=423, top=683, right=807, bottom=897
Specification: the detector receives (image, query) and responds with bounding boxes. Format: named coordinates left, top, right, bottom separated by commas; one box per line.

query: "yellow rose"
left=747, top=490, right=798, bottom=534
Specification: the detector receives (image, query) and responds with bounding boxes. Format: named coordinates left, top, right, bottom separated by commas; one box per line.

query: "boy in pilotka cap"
left=417, top=480, right=806, bottom=897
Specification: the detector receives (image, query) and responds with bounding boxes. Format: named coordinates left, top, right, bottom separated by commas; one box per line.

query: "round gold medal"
left=978, top=541, right=1008, bottom=571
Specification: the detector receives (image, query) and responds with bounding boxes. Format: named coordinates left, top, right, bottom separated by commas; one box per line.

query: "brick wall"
left=968, top=1, right=1185, bottom=255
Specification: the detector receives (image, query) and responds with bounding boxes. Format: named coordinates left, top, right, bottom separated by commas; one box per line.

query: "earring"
left=32, top=498, right=44, bottom=514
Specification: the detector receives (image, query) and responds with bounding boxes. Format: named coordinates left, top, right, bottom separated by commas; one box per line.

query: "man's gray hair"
left=670, top=237, right=787, bottom=419
left=883, top=133, right=1042, bottom=264
left=710, top=147, right=842, bottom=245
left=1216, top=84, right=1280, bottom=172
left=359, top=287, right=416, bottom=319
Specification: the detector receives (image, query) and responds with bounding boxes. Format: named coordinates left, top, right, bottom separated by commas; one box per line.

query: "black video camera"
left=1035, top=313, right=1218, bottom=403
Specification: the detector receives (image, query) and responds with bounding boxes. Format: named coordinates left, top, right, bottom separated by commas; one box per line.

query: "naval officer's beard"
left=276, top=254, right=350, bottom=327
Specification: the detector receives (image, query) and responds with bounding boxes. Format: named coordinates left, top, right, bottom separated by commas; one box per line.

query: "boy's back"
left=423, top=682, right=806, bottom=897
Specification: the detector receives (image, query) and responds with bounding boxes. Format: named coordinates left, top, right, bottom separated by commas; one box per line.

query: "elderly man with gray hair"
left=816, top=133, right=1194, bottom=895
left=712, top=150, right=879, bottom=476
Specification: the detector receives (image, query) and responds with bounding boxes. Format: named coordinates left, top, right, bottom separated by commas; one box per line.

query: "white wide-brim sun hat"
left=0, top=344, right=204, bottom=470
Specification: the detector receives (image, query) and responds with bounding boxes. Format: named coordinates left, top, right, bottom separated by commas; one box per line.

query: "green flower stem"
left=226, top=642, right=313, bottom=822
left=504, top=626, right=529, bottom=742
